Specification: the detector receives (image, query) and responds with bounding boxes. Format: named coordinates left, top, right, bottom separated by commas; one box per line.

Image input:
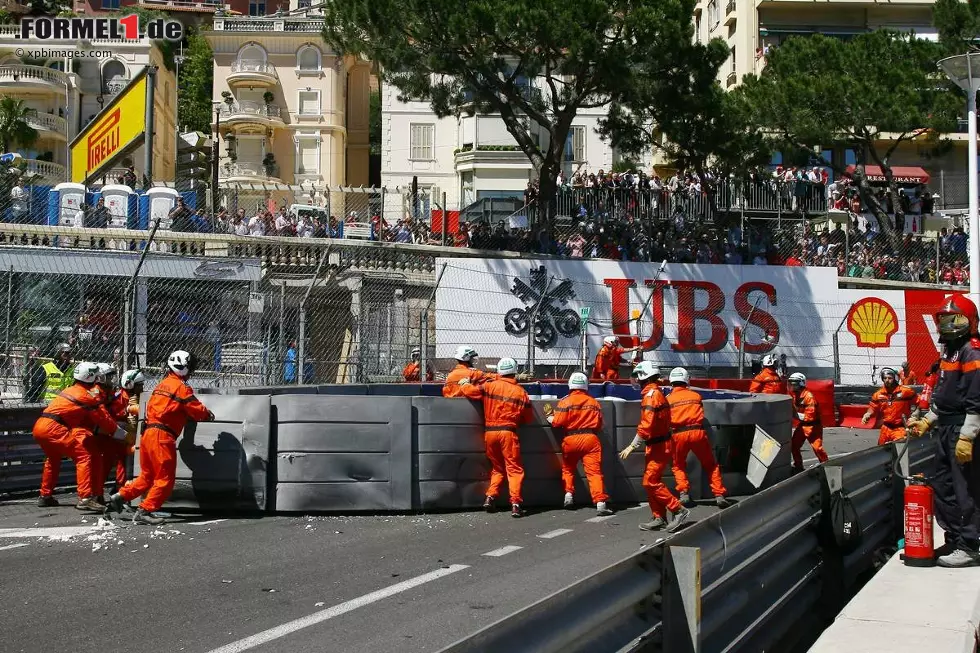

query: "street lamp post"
left=939, top=54, right=980, bottom=301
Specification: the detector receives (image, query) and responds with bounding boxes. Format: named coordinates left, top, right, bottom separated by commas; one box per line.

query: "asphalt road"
left=0, top=427, right=882, bottom=653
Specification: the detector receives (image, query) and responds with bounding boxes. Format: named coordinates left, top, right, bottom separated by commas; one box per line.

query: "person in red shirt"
left=457, top=357, right=534, bottom=517
left=443, top=346, right=497, bottom=397
left=862, top=367, right=918, bottom=445
left=106, top=350, right=214, bottom=525
left=749, top=354, right=785, bottom=394
left=592, top=336, right=642, bottom=381
left=402, top=347, right=434, bottom=382
left=547, top=372, right=612, bottom=516
left=788, top=372, right=829, bottom=473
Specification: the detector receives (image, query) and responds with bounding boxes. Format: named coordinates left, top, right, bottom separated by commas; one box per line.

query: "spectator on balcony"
left=213, top=207, right=230, bottom=233
left=168, top=197, right=193, bottom=232
left=248, top=209, right=267, bottom=236
left=951, top=227, right=968, bottom=257
left=191, top=208, right=211, bottom=233
left=10, top=180, right=28, bottom=223
left=393, top=219, right=413, bottom=243
left=123, top=165, right=137, bottom=189
left=296, top=213, right=313, bottom=238
left=232, top=209, right=248, bottom=236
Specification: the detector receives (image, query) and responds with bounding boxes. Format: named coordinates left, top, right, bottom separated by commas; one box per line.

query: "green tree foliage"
left=934, top=0, right=980, bottom=53
left=369, top=90, right=381, bottom=156
left=0, top=97, right=39, bottom=154
left=733, top=30, right=959, bottom=248
left=177, top=32, right=215, bottom=134
left=321, top=0, right=718, bottom=224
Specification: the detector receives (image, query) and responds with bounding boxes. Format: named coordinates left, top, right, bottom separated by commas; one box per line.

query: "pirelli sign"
left=70, top=72, right=148, bottom=184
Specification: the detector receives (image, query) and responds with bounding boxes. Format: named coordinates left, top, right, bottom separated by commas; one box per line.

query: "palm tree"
left=0, top=97, right=39, bottom=154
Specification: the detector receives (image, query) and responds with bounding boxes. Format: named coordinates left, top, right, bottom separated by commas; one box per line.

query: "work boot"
left=937, top=548, right=980, bottom=568
left=666, top=507, right=691, bottom=533
left=596, top=501, right=613, bottom=516
left=482, top=496, right=497, bottom=513
left=715, top=496, right=733, bottom=509
left=93, top=495, right=106, bottom=507
left=103, top=493, right=125, bottom=515
left=563, top=492, right=575, bottom=509
left=639, top=517, right=667, bottom=531
left=132, top=509, right=165, bottom=526
left=75, top=497, right=102, bottom=512
left=36, top=495, right=59, bottom=508
left=790, top=466, right=804, bottom=476
left=679, top=492, right=691, bottom=506
left=511, top=503, right=526, bottom=518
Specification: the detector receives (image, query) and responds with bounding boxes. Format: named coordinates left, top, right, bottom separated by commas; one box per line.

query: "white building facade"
left=381, top=81, right=647, bottom=211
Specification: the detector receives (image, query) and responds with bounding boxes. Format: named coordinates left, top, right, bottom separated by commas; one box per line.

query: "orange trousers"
left=643, top=442, right=682, bottom=518
left=791, top=425, right=829, bottom=468
left=95, top=437, right=129, bottom=497
left=878, top=425, right=907, bottom=446
left=33, top=425, right=77, bottom=498
left=561, top=433, right=609, bottom=504
left=672, top=430, right=727, bottom=497
left=485, top=429, right=524, bottom=505
left=73, top=430, right=104, bottom=499
left=119, top=429, right=177, bottom=512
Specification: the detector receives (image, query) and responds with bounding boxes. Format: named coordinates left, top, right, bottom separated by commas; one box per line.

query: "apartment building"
left=381, top=82, right=652, bottom=212
left=0, top=24, right=177, bottom=185
left=204, top=7, right=371, bottom=206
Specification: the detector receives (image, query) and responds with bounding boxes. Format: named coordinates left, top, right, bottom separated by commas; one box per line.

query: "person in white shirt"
left=274, top=211, right=290, bottom=235
left=248, top=212, right=266, bottom=236
left=10, top=181, right=27, bottom=223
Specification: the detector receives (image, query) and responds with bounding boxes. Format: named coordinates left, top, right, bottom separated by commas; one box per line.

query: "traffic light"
left=175, top=131, right=213, bottom=193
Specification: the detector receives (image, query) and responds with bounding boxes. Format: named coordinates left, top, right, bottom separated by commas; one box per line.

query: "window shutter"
left=300, top=91, right=319, bottom=115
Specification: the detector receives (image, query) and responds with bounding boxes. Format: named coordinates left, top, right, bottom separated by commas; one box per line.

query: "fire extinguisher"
left=895, top=437, right=936, bottom=567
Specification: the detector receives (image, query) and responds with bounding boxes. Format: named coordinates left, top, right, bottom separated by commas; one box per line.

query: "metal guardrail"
left=0, top=403, right=73, bottom=495
left=439, top=436, right=935, bottom=653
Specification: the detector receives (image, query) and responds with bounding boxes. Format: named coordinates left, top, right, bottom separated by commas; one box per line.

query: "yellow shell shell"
left=849, top=300, right=897, bottom=346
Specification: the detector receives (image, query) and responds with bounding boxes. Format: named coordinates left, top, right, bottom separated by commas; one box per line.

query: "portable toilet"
left=100, top=184, right=136, bottom=228
left=145, top=187, right=179, bottom=230
left=50, top=182, right=86, bottom=227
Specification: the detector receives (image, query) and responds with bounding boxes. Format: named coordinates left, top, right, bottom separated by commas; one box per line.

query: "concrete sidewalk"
left=810, top=526, right=980, bottom=653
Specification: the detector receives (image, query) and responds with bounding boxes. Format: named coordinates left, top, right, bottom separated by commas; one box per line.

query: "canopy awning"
left=845, top=165, right=930, bottom=185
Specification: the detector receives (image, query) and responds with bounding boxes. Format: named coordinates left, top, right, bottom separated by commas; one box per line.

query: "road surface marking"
left=0, top=543, right=29, bottom=551
left=204, top=564, right=469, bottom=653
left=190, top=519, right=228, bottom=526
left=482, top=545, right=522, bottom=557
left=537, top=528, right=573, bottom=539
left=585, top=515, right=617, bottom=523
left=0, top=525, right=104, bottom=540
left=628, top=505, right=644, bottom=510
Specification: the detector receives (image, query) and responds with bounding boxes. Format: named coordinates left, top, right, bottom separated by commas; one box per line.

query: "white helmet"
left=603, top=336, right=618, bottom=346
left=412, top=347, right=421, bottom=356
left=762, top=354, right=777, bottom=368
left=121, top=369, right=145, bottom=391
left=668, top=367, right=690, bottom=385
left=73, top=362, right=100, bottom=384
left=631, top=361, right=661, bottom=382
left=454, top=345, right=478, bottom=363
left=497, top=357, right=518, bottom=376
left=568, top=372, right=589, bottom=390
left=788, top=372, right=807, bottom=389
left=167, top=350, right=196, bottom=377
left=96, top=363, right=116, bottom=384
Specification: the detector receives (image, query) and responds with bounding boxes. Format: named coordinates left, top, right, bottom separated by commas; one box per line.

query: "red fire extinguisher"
left=903, top=478, right=935, bottom=567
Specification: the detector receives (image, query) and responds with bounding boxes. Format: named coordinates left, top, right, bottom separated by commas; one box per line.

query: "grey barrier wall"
left=0, top=404, right=79, bottom=495
left=272, top=395, right=413, bottom=512
left=134, top=394, right=271, bottom=512
left=436, top=435, right=937, bottom=653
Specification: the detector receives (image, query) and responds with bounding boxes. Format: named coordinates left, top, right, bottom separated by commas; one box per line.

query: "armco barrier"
left=135, top=394, right=271, bottom=512
left=272, top=395, right=413, bottom=512
left=0, top=404, right=80, bottom=494
left=437, top=437, right=937, bottom=653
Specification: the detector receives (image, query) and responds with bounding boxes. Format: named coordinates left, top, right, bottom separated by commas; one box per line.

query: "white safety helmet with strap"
left=497, top=357, right=518, bottom=376
left=788, top=372, right=807, bottom=390
left=454, top=345, right=478, bottom=363
left=631, top=361, right=661, bottom=382
left=73, top=362, right=100, bottom=384
left=568, top=372, right=589, bottom=390
left=167, top=350, right=196, bottom=378
left=96, top=363, right=117, bottom=385
left=412, top=347, right=421, bottom=358
left=603, top=336, right=618, bottom=347
left=668, top=367, right=690, bottom=385
left=762, top=354, right=778, bottom=368
left=880, top=367, right=898, bottom=383
left=121, top=369, right=145, bottom=391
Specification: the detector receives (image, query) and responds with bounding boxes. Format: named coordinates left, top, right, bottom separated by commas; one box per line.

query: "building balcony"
left=23, top=160, right=67, bottom=185
left=454, top=147, right=532, bottom=173
left=25, top=112, right=68, bottom=141
left=216, top=101, right=285, bottom=129
left=726, top=71, right=738, bottom=87
left=228, top=60, right=279, bottom=88
left=724, top=0, right=737, bottom=25
left=134, top=0, right=227, bottom=12
left=211, top=17, right=324, bottom=33
left=0, top=64, right=70, bottom=94
left=219, top=161, right=282, bottom=183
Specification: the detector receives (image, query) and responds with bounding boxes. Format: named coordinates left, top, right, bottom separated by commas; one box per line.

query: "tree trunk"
left=853, top=165, right=903, bottom=253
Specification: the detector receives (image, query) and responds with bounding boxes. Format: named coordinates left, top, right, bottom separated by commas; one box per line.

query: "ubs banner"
left=434, top=258, right=955, bottom=385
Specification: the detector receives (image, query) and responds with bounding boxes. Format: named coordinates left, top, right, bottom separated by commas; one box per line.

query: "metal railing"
left=440, top=437, right=935, bottom=653
left=229, top=59, right=279, bottom=78
left=217, top=100, right=283, bottom=121
left=221, top=161, right=281, bottom=180
left=212, top=17, right=324, bottom=32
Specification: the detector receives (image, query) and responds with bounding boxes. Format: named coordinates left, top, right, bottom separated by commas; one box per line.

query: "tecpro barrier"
left=1, top=387, right=791, bottom=512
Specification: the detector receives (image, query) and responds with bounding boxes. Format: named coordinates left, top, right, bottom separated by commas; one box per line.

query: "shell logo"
left=847, top=298, right=899, bottom=348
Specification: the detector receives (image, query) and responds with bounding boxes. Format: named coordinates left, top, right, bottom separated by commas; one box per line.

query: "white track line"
left=205, top=564, right=469, bottom=653
left=482, top=545, right=523, bottom=557
left=536, top=528, right=573, bottom=539
left=189, top=519, right=228, bottom=526
left=0, top=543, right=29, bottom=551
left=585, top=515, right=617, bottom=523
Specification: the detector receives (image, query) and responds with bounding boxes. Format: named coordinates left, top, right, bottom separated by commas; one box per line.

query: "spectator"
left=87, top=197, right=111, bottom=229
left=248, top=209, right=266, bottom=236
left=10, top=180, right=28, bottom=223
left=168, top=198, right=193, bottom=232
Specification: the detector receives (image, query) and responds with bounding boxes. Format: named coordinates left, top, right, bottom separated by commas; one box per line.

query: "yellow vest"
left=42, top=362, right=73, bottom=401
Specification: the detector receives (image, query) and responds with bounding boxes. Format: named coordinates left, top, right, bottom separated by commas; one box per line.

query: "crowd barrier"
left=1, top=387, right=792, bottom=512
left=438, top=435, right=936, bottom=653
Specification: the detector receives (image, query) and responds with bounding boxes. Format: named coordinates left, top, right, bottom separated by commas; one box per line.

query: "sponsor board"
left=70, top=73, right=147, bottom=184
left=434, top=258, right=954, bottom=384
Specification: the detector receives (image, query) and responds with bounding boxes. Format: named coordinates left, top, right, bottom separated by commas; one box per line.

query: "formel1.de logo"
left=20, top=15, right=184, bottom=41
